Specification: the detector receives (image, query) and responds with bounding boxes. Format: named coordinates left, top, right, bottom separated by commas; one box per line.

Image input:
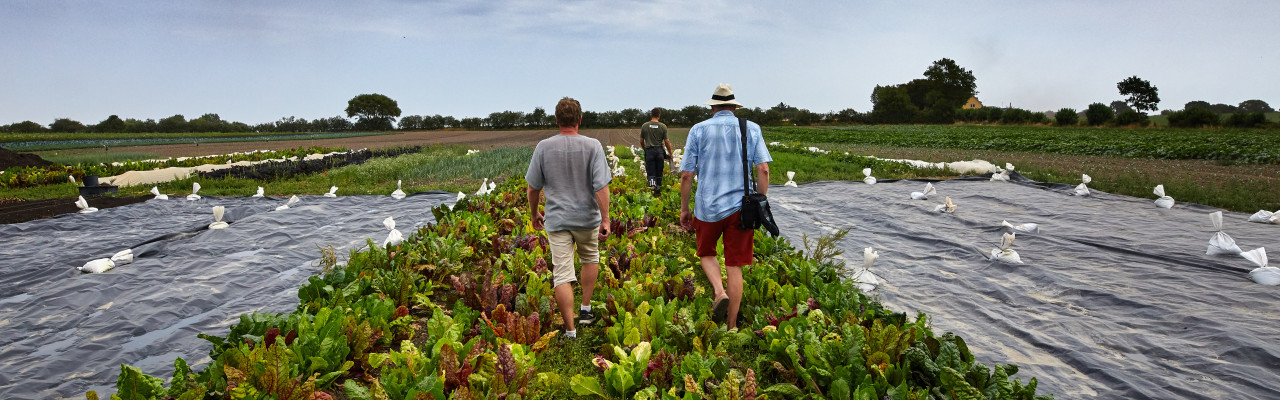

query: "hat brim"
left=704, top=99, right=743, bottom=107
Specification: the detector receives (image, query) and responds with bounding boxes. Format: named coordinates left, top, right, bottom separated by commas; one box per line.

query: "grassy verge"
left=3, top=131, right=396, bottom=151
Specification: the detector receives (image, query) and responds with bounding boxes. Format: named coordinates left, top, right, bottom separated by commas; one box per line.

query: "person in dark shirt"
left=640, top=108, right=673, bottom=195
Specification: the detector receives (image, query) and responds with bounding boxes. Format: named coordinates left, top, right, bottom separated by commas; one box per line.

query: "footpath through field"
left=769, top=177, right=1280, bottom=399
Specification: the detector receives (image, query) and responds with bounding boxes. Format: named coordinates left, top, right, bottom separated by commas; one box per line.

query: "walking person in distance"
left=641, top=107, right=674, bottom=196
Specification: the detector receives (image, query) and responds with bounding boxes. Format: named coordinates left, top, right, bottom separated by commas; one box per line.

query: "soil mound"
left=0, top=147, right=56, bottom=169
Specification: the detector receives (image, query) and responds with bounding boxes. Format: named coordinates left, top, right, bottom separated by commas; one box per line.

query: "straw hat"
left=704, top=83, right=743, bottom=107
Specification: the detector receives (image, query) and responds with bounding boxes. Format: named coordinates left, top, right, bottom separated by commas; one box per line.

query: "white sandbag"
left=466, top=149, right=480, bottom=156
left=849, top=247, right=883, bottom=292
left=784, top=171, right=797, bottom=187
left=1005, top=163, right=1016, bottom=172
left=110, top=249, right=134, bottom=265
left=75, top=196, right=98, bottom=213
left=933, top=196, right=957, bottom=213
left=1247, top=210, right=1278, bottom=224
left=1001, top=220, right=1040, bottom=234
left=990, top=232, right=1023, bottom=263
left=383, top=216, right=404, bottom=247
left=475, top=178, right=490, bottom=195
left=186, top=182, right=201, bottom=201
left=1153, top=184, right=1175, bottom=209
left=150, top=186, right=168, bottom=200
left=1081, top=174, right=1092, bottom=184
left=448, top=192, right=466, bottom=211
left=910, top=182, right=936, bottom=200
left=862, top=168, right=876, bottom=185
left=990, top=169, right=1010, bottom=182
left=391, top=180, right=406, bottom=200
left=69, top=175, right=76, bottom=184
left=324, top=186, right=338, bottom=198
left=252, top=186, right=264, bottom=197
left=1206, top=211, right=1242, bottom=255
left=1242, top=248, right=1279, bottom=285
left=209, top=206, right=229, bottom=229
left=1074, top=174, right=1092, bottom=196
left=78, top=258, right=115, bottom=273
left=488, top=181, right=496, bottom=192
left=275, top=195, right=300, bottom=211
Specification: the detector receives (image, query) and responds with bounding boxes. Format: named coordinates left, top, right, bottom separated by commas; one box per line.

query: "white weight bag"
left=391, top=180, right=406, bottom=200
left=383, top=216, right=404, bottom=247
left=275, top=195, right=300, bottom=211
left=252, top=186, right=264, bottom=197
left=862, top=168, right=876, bottom=185
left=324, top=186, right=338, bottom=198
left=209, top=206, right=229, bottom=230
left=990, top=232, right=1023, bottom=264
left=75, top=196, right=98, bottom=213
left=150, top=186, right=168, bottom=200
left=78, top=258, right=115, bottom=273
left=1002, top=220, right=1040, bottom=234
left=1206, top=211, right=1242, bottom=255
left=849, top=247, right=883, bottom=292
left=475, top=178, right=491, bottom=195
left=186, top=182, right=202, bottom=201
left=110, top=249, right=134, bottom=265
left=1074, top=174, right=1092, bottom=196
left=910, top=182, right=936, bottom=200
left=784, top=171, right=797, bottom=187
left=1153, top=184, right=1175, bottom=209
left=933, top=196, right=957, bottom=213
left=1247, top=210, right=1278, bottom=224
left=1243, top=248, right=1278, bottom=285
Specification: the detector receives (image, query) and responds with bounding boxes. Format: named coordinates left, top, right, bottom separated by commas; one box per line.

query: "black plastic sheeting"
left=0, top=192, right=455, bottom=399
left=769, top=175, right=1280, bottom=399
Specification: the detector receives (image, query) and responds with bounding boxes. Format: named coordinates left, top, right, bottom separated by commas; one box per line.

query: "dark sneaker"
left=578, top=309, right=597, bottom=326
left=712, top=297, right=729, bottom=324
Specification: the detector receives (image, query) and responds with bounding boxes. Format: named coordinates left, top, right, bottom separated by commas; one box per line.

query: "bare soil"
left=42, top=129, right=687, bottom=159
left=0, top=195, right=150, bottom=224
left=0, top=147, right=55, bottom=169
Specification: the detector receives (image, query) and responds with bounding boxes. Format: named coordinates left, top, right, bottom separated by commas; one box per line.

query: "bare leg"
left=579, top=263, right=600, bottom=306
left=554, top=282, right=576, bottom=332
left=726, top=265, right=744, bottom=329
left=700, top=255, right=727, bottom=300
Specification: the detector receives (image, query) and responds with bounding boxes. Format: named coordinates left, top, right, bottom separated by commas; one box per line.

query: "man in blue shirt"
left=679, top=84, right=772, bottom=330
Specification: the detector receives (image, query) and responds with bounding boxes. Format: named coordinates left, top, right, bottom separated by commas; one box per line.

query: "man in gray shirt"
left=526, top=97, right=612, bottom=339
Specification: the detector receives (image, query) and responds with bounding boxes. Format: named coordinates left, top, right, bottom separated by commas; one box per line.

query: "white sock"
left=565, top=330, right=577, bottom=338
left=580, top=305, right=592, bottom=312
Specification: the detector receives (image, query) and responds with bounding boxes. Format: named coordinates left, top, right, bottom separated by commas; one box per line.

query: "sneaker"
left=578, top=309, right=597, bottom=326
left=711, top=296, right=729, bottom=324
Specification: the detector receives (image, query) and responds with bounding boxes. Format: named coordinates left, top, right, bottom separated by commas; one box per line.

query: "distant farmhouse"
left=963, top=96, right=983, bottom=109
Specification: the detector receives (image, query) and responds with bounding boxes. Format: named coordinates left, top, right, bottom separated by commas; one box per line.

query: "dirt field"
left=43, top=129, right=689, bottom=159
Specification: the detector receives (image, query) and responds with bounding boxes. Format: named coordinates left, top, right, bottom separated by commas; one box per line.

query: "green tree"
left=1238, top=99, right=1274, bottom=113
left=1055, top=108, right=1079, bottom=126
left=96, top=115, right=126, bottom=133
left=1184, top=101, right=1211, bottom=110
left=157, top=114, right=188, bottom=133
left=1084, top=103, right=1114, bottom=126
left=7, top=121, right=47, bottom=133
left=1114, top=110, right=1149, bottom=127
left=1116, top=76, right=1160, bottom=113
left=870, top=85, right=918, bottom=124
left=345, top=93, right=401, bottom=131
left=1224, top=112, right=1267, bottom=128
left=1167, top=107, right=1220, bottom=127
left=1109, top=101, right=1133, bottom=115
left=398, top=115, right=424, bottom=130
left=49, top=118, right=86, bottom=133
left=922, top=58, right=977, bottom=109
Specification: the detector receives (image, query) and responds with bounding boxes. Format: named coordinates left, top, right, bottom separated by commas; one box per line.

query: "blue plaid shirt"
left=680, top=110, right=772, bottom=222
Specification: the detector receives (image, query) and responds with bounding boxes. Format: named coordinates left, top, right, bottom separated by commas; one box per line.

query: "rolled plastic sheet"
left=769, top=176, right=1280, bottom=399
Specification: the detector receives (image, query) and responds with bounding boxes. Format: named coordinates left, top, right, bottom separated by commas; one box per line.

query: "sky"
left=2, top=0, right=1278, bottom=126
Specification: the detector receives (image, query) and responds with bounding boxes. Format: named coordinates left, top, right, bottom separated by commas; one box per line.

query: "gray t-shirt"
left=525, top=134, right=612, bottom=232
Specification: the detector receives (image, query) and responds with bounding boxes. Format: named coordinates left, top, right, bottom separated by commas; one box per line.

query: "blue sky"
left=2, top=0, right=1277, bottom=125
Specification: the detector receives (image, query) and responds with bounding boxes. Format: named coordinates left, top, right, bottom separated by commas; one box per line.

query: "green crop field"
left=765, top=125, right=1280, bottom=164
left=1, top=131, right=396, bottom=151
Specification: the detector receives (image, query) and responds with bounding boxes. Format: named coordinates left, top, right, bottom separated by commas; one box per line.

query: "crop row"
left=93, top=151, right=1052, bottom=400
left=764, top=125, right=1280, bottom=164
left=0, top=146, right=345, bottom=189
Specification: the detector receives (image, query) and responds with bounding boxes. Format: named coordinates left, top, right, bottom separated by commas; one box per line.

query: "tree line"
left=4, top=64, right=1274, bottom=134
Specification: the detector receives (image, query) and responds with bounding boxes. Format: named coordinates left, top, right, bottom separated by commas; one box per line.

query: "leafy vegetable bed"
left=95, top=152, right=1052, bottom=400
left=196, top=146, right=424, bottom=181
left=765, top=125, right=1280, bottom=164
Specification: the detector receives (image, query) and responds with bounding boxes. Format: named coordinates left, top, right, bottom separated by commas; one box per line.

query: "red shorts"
left=694, top=211, right=755, bottom=266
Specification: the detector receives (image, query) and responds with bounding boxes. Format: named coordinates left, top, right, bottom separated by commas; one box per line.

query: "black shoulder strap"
left=739, top=117, right=752, bottom=194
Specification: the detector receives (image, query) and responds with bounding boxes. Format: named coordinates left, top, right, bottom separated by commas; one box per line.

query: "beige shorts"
left=547, top=228, right=600, bottom=287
